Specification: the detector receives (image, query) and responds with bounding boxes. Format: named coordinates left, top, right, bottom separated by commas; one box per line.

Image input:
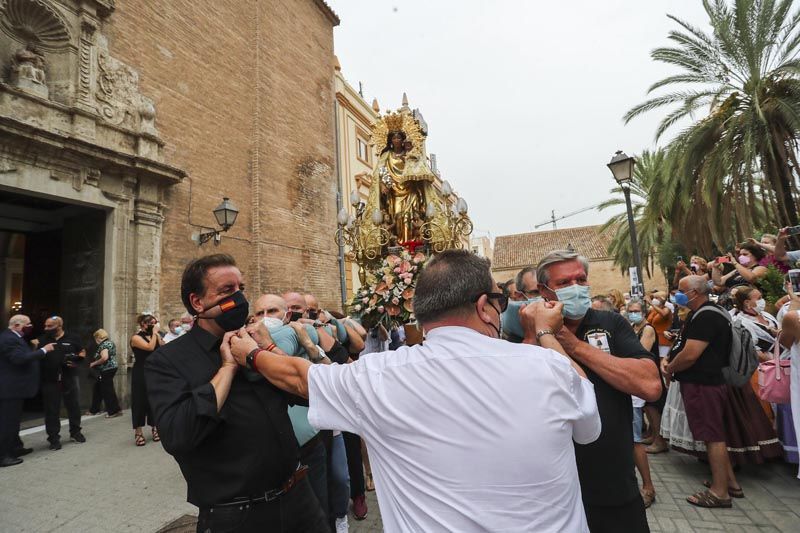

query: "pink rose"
left=391, top=297, right=400, bottom=305
left=377, top=305, right=385, bottom=313
left=362, top=297, right=369, bottom=304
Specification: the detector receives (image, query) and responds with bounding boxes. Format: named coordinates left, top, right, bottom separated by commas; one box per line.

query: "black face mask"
left=198, top=290, right=250, bottom=332
left=21, top=324, right=34, bottom=338
left=288, top=311, right=304, bottom=322
left=307, top=309, right=319, bottom=320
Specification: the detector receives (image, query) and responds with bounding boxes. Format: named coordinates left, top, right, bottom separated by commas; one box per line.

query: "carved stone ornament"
left=10, top=44, right=48, bottom=97
left=95, top=38, right=158, bottom=135
left=0, top=0, right=72, bottom=51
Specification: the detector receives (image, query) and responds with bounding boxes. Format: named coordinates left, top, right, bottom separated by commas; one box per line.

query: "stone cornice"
left=0, top=114, right=185, bottom=185
left=336, top=92, right=374, bottom=130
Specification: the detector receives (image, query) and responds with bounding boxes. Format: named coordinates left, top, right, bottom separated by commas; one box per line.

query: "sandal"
left=687, top=489, right=732, bottom=508
left=640, top=489, right=656, bottom=509
left=151, top=427, right=161, bottom=442
left=703, top=480, right=744, bottom=498
left=366, top=473, right=375, bottom=492
left=134, top=433, right=146, bottom=447
left=645, top=443, right=669, bottom=454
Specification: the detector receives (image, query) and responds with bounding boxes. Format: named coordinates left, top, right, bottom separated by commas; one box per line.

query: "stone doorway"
left=0, top=188, right=115, bottom=422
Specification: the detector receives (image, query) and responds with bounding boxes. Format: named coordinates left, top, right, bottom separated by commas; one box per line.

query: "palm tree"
left=600, top=149, right=673, bottom=275
left=624, top=0, right=800, bottom=248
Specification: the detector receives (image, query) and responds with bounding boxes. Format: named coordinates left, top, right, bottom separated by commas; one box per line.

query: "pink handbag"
left=758, top=334, right=792, bottom=404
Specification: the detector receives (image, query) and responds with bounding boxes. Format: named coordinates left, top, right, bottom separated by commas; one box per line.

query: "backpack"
left=690, top=305, right=758, bottom=388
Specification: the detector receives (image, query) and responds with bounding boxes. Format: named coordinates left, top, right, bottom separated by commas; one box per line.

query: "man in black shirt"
left=533, top=250, right=661, bottom=533
left=664, top=275, right=737, bottom=509
left=145, top=254, right=327, bottom=533
left=37, top=316, right=86, bottom=449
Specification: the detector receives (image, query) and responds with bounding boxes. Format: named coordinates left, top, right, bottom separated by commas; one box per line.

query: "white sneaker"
left=335, top=515, right=349, bottom=533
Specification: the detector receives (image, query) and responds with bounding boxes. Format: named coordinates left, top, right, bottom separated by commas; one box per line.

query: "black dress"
left=131, top=331, right=156, bottom=428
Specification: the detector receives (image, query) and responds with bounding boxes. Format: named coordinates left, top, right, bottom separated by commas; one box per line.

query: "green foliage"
left=625, top=0, right=800, bottom=254
left=757, top=264, right=787, bottom=305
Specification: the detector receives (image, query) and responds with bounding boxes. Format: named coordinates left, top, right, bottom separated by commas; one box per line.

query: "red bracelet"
left=265, top=343, right=276, bottom=352
left=247, top=348, right=265, bottom=370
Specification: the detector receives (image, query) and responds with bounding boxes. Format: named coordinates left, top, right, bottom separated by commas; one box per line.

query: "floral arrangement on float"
left=349, top=250, right=427, bottom=328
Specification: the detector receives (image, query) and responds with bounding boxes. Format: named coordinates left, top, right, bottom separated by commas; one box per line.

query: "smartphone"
left=787, top=225, right=800, bottom=236
left=789, top=269, right=800, bottom=294
left=717, top=256, right=731, bottom=263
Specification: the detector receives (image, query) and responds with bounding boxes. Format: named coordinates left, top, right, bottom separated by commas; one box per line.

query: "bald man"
left=0, top=315, right=54, bottom=466
left=39, top=316, right=86, bottom=449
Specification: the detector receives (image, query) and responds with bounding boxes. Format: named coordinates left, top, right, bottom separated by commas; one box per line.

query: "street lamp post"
left=607, top=150, right=644, bottom=297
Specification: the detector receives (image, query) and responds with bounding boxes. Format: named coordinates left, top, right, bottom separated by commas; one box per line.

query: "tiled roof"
left=492, top=225, right=613, bottom=270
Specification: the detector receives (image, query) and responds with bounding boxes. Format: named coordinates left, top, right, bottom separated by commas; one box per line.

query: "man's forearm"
left=254, top=352, right=312, bottom=398
left=540, top=334, right=587, bottom=378
left=210, top=365, right=237, bottom=412
left=667, top=351, right=700, bottom=373
left=567, top=339, right=660, bottom=401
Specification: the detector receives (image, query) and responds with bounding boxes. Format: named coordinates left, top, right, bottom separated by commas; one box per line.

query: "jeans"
left=195, top=477, right=328, bottom=533
left=301, top=438, right=328, bottom=521
left=343, top=432, right=364, bottom=498
left=42, top=375, right=82, bottom=442
left=327, top=433, right=350, bottom=519
left=90, top=368, right=121, bottom=415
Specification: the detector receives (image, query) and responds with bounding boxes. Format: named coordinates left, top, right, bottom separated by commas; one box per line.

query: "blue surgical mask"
left=551, top=284, right=591, bottom=320
left=673, top=291, right=689, bottom=307
left=628, top=312, right=644, bottom=324
left=500, top=297, right=543, bottom=339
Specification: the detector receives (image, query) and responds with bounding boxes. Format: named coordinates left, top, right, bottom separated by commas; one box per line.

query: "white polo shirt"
left=308, top=326, right=601, bottom=533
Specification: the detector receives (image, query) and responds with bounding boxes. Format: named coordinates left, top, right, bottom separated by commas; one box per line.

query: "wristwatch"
left=536, top=329, right=555, bottom=341
left=246, top=348, right=263, bottom=370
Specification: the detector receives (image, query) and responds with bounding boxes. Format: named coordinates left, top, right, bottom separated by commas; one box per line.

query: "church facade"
left=0, top=0, right=341, bottom=364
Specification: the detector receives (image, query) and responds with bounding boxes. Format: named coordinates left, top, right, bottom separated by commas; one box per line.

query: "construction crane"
left=535, top=203, right=603, bottom=230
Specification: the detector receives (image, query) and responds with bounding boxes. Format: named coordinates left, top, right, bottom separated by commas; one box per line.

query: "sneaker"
left=70, top=432, right=86, bottom=443
left=335, top=515, right=349, bottom=533
left=352, top=494, right=367, bottom=521
left=105, top=411, right=123, bottom=419
left=49, top=440, right=62, bottom=451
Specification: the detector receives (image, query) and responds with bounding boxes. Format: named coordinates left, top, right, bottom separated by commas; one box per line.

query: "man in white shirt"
left=163, top=319, right=184, bottom=343
left=224, top=250, right=601, bottom=532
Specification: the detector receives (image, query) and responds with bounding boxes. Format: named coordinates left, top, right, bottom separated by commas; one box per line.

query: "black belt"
left=210, top=464, right=309, bottom=510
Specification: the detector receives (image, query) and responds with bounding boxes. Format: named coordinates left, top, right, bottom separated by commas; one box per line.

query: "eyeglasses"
left=472, top=292, right=509, bottom=312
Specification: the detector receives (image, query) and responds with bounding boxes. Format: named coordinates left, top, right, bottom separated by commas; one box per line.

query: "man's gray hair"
left=414, top=249, right=495, bottom=326
left=626, top=297, right=648, bottom=313
left=8, top=314, right=29, bottom=327
left=536, top=250, right=590, bottom=287
left=682, top=275, right=709, bottom=295
left=515, top=266, right=537, bottom=292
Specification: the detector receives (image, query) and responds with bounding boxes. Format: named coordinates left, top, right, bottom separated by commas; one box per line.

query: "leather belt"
left=210, top=464, right=309, bottom=510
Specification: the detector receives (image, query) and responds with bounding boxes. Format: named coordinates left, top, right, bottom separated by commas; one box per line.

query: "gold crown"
left=383, top=111, right=404, bottom=132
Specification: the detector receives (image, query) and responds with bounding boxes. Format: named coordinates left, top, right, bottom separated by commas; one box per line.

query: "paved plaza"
left=1, top=411, right=799, bottom=532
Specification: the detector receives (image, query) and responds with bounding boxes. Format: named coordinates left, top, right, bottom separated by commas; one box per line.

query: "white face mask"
left=651, top=298, right=661, bottom=306
left=755, top=299, right=766, bottom=313
left=180, top=324, right=191, bottom=332
left=262, top=316, right=284, bottom=330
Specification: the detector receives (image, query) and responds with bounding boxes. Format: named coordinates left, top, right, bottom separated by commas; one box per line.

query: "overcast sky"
left=329, top=0, right=711, bottom=240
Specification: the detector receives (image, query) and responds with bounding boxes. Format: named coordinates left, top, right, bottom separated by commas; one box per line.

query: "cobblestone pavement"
left=1, top=411, right=798, bottom=532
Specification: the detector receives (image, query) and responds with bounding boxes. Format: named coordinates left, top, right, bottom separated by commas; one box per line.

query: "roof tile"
left=492, top=225, right=612, bottom=270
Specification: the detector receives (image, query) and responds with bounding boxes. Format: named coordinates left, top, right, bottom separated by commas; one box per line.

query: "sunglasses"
left=472, top=292, right=509, bottom=312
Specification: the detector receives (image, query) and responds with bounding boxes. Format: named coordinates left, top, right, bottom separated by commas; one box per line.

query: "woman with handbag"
left=87, top=329, right=122, bottom=418
left=779, top=282, right=800, bottom=479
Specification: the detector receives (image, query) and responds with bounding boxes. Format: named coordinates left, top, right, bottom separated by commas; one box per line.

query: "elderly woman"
left=88, top=329, right=122, bottom=418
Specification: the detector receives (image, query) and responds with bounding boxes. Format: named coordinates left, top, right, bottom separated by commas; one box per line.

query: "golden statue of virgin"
left=362, top=100, right=449, bottom=253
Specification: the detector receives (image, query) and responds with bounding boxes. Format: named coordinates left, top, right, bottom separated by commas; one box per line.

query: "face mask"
left=738, top=255, right=751, bottom=266
left=198, top=290, right=250, bottom=332
left=673, top=291, right=690, bottom=307
left=551, top=284, right=591, bottom=320
left=262, top=316, right=285, bottom=330
left=669, top=295, right=677, bottom=303
left=288, top=311, right=304, bottom=322
left=180, top=324, right=191, bottom=332
left=628, top=312, right=644, bottom=324
left=21, top=324, right=34, bottom=337
left=500, top=298, right=542, bottom=339
left=755, top=299, right=766, bottom=313
left=690, top=262, right=699, bottom=272
left=483, top=301, right=503, bottom=339
left=307, top=309, right=319, bottom=320
left=651, top=298, right=661, bottom=306
left=171, top=327, right=182, bottom=335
